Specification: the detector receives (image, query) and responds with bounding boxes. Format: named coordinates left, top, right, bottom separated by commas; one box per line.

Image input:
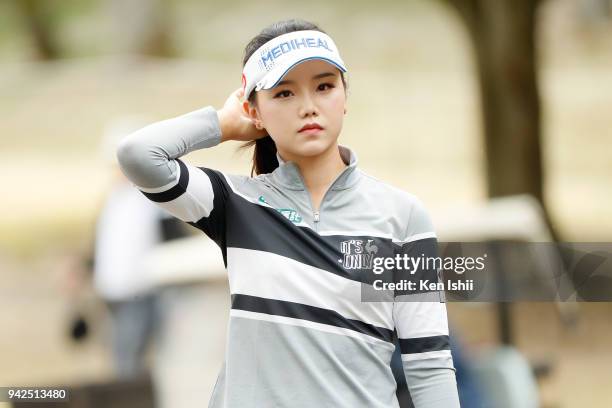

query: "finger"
left=226, top=88, right=244, bottom=106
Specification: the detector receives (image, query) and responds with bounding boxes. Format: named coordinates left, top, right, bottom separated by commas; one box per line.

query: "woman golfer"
left=117, top=19, right=459, bottom=408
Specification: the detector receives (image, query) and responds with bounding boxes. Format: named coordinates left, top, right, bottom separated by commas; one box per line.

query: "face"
left=245, top=59, right=347, bottom=161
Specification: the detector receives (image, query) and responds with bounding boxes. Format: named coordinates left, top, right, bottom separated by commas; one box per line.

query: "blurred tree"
left=14, top=0, right=61, bottom=60
left=108, top=0, right=175, bottom=57
left=579, top=0, right=611, bottom=22
left=443, top=0, right=560, bottom=239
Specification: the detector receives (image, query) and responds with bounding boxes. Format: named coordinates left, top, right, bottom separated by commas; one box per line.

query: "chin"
left=291, top=137, right=336, bottom=158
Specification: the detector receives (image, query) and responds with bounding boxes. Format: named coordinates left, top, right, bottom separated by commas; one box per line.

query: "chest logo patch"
left=339, top=239, right=379, bottom=270
left=259, top=195, right=303, bottom=224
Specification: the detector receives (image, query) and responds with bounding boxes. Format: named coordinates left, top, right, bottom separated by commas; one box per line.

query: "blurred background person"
left=90, top=118, right=192, bottom=381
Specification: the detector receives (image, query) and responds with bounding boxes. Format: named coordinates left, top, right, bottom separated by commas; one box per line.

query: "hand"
left=217, top=88, right=268, bottom=142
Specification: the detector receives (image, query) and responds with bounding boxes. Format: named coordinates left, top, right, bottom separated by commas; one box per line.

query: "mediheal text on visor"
left=258, top=37, right=333, bottom=68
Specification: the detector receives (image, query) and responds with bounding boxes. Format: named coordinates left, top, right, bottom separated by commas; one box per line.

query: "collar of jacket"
left=269, top=144, right=361, bottom=191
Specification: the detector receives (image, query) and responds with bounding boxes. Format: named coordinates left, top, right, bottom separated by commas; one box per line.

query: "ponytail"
left=241, top=135, right=279, bottom=176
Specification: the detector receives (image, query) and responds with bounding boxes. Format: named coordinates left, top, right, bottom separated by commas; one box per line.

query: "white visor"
left=242, top=30, right=347, bottom=100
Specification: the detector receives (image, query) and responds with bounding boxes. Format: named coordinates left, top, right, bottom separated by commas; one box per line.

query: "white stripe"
left=155, top=164, right=214, bottom=222
left=400, top=349, right=452, bottom=362
left=399, top=330, right=449, bottom=339
left=230, top=309, right=392, bottom=347
left=185, top=165, right=214, bottom=216
left=227, top=247, right=395, bottom=330
left=393, top=300, right=449, bottom=339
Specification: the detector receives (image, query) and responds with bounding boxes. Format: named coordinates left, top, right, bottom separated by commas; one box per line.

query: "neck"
left=280, top=143, right=347, bottom=193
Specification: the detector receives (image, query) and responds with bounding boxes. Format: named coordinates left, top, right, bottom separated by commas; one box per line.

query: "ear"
left=242, top=100, right=252, bottom=117
left=243, top=100, right=259, bottom=120
left=243, top=100, right=264, bottom=129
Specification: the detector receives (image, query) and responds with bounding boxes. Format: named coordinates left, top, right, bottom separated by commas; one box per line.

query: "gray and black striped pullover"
left=116, top=106, right=460, bottom=408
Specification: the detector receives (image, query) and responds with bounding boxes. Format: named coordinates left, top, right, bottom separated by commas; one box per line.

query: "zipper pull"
left=313, top=211, right=320, bottom=223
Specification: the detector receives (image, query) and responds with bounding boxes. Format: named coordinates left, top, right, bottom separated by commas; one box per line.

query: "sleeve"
left=392, top=199, right=461, bottom=408
left=116, top=106, right=229, bottom=252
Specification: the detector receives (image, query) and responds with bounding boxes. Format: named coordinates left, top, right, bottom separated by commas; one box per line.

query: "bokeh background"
left=1, top=0, right=611, bottom=407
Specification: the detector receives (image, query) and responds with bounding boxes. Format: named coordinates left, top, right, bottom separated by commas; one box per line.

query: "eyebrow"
left=276, top=72, right=338, bottom=87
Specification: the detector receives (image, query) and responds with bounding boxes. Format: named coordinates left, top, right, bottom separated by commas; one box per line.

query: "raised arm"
left=116, top=105, right=222, bottom=190
left=116, top=105, right=222, bottom=223
left=116, top=88, right=266, bottom=225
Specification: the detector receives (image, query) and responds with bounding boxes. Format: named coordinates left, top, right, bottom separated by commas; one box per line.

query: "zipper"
left=297, top=163, right=351, bottom=232
left=311, top=173, right=342, bottom=230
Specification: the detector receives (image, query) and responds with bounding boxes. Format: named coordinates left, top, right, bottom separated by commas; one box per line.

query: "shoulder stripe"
left=141, top=158, right=189, bottom=203
left=399, top=335, right=450, bottom=354
left=400, top=349, right=453, bottom=363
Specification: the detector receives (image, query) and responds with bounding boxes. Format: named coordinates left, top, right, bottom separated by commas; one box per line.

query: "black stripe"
left=141, top=159, right=189, bottom=203
left=190, top=174, right=438, bottom=291
left=399, top=335, right=450, bottom=354
left=225, top=194, right=398, bottom=284
left=228, top=196, right=439, bottom=291
left=231, top=293, right=394, bottom=343
left=393, top=238, right=441, bottom=298
left=189, top=167, right=229, bottom=267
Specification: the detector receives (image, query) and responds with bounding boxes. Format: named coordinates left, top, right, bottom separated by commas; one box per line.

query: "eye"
left=318, top=82, right=335, bottom=91
left=274, top=89, right=292, bottom=98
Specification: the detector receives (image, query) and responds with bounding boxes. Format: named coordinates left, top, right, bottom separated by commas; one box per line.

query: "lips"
left=298, top=123, right=323, bottom=132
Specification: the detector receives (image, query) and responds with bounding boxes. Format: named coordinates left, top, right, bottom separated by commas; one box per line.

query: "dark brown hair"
left=241, top=19, right=347, bottom=176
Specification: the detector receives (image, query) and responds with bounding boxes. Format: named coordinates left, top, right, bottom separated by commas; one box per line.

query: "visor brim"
left=257, top=56, right=347, bottom=92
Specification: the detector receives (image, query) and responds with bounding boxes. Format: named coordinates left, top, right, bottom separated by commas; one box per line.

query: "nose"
left=298, top=91, right=318, bottom=118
